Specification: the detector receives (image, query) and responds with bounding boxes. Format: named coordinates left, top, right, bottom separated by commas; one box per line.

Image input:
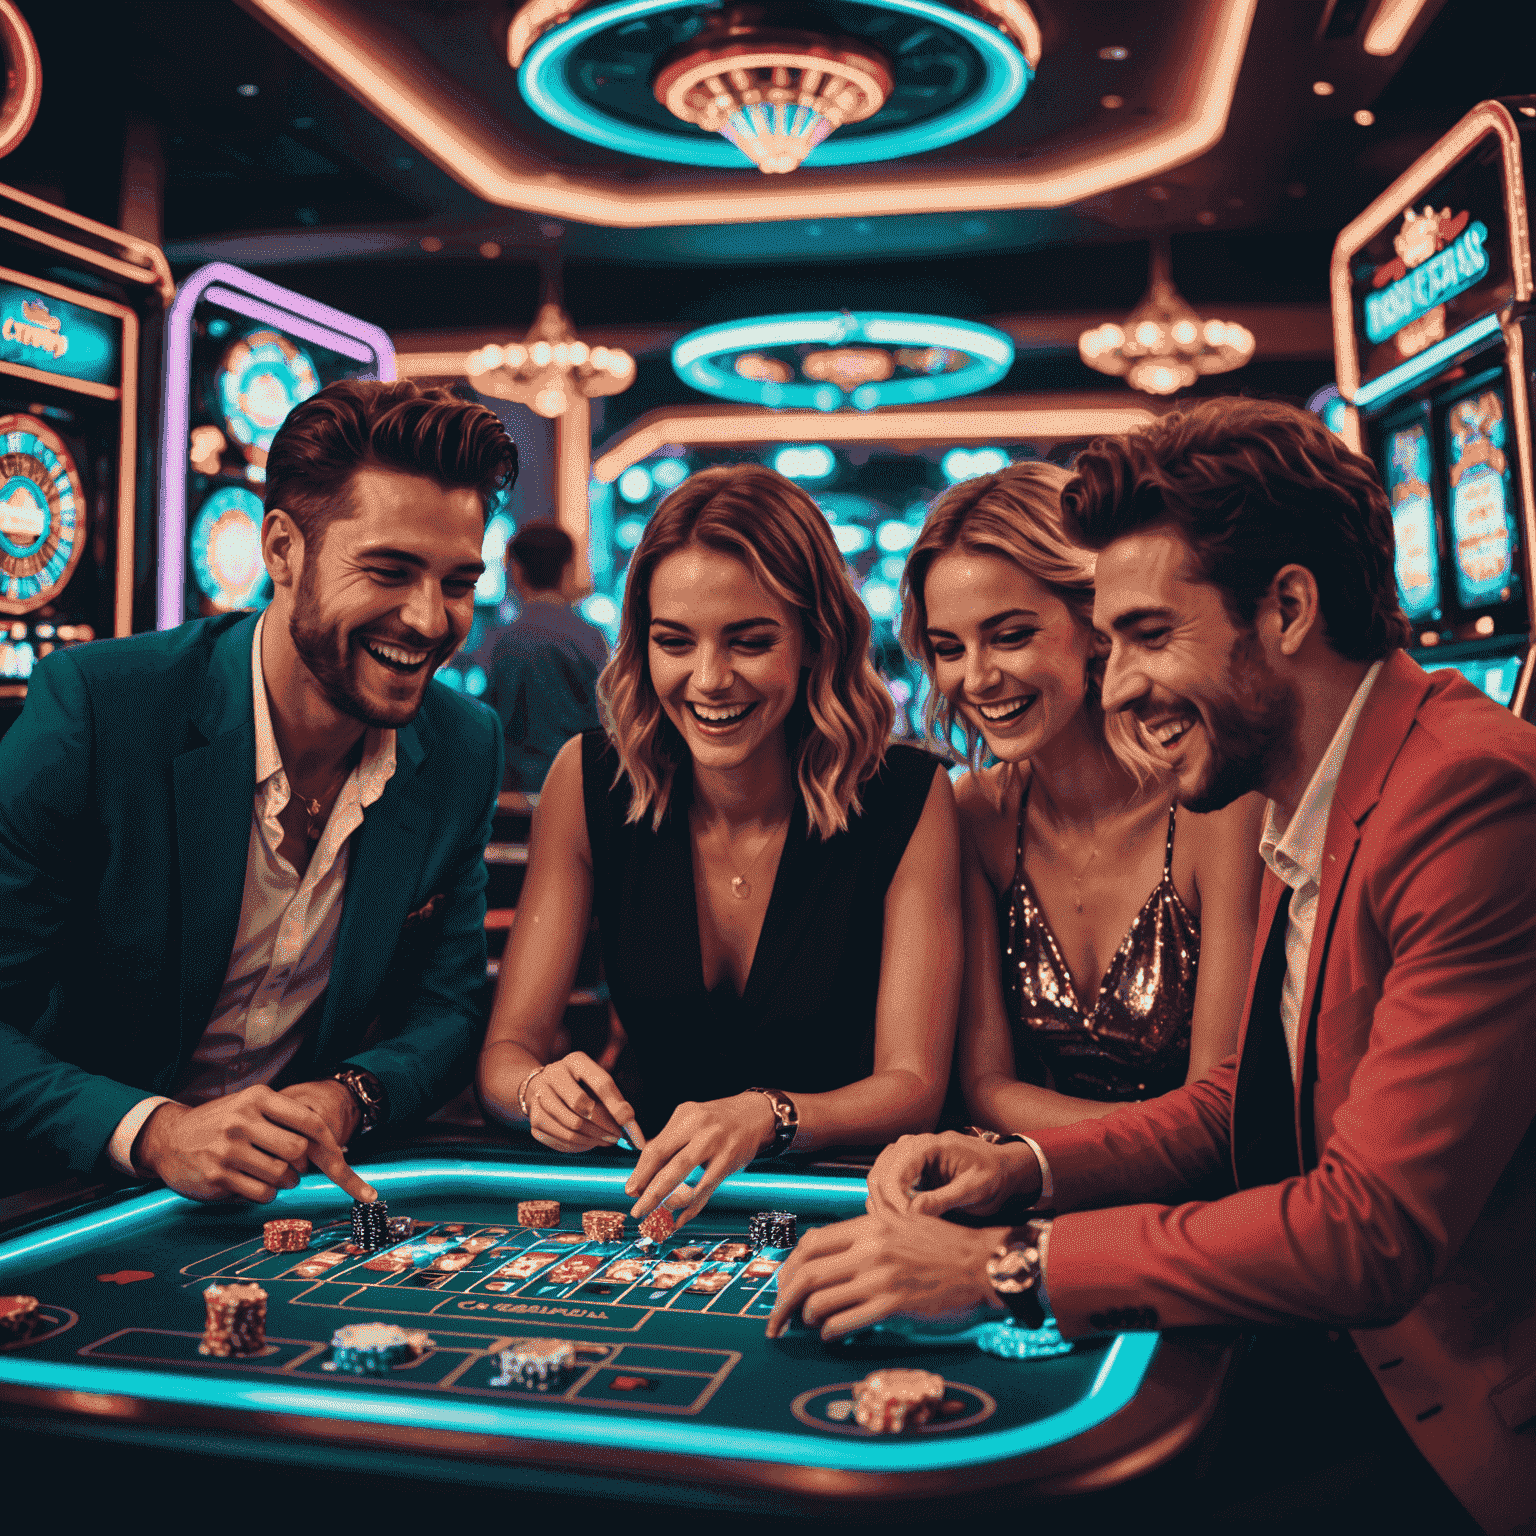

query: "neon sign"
left=1363, top=208, right=1489, bottom=348
left=0, top=282, right=119, bottom=386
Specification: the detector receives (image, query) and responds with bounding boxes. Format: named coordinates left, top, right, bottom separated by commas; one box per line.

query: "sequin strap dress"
left=1000, top=781, right=1200, bottom=1102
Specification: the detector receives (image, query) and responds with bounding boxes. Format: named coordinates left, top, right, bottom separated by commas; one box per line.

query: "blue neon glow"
left=582, top=592, right=620, bottom=629
left=834, top=525, right=873, bottom=555
left=651, top=457, right=689, bottom=489
left=615, top=517, right=647, bottom=550
left=1354, top=313, right=1503, bottom=410
left=520, top=0, right=1030, bottom=171
left=618, top=465, right=653, bottom=503
left=476, top=511, right=515, bottom=606
left=464, top=665, right=488, bottom=697
left=0, top=1159, right=1158, bottom=1474
left=775, top=444, right=837, bottom=480
left=876, top=520, right=918, bottom=553
left=1364, top=222, right=1489, bottom=345
left=675, top=313, right=1014, bottom=411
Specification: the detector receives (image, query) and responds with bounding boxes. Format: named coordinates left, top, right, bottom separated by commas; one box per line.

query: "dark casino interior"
left=0, top=0, right=1532, bottom=1529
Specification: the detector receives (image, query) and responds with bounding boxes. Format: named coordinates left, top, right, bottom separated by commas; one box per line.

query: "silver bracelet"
left=517, top=1065, right=546, bottom=1121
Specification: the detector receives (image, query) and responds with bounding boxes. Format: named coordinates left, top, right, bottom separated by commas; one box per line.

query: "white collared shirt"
left=106, top=612, right=397, bottom=1174
left=1258, top=660, right=1384, bottom=1082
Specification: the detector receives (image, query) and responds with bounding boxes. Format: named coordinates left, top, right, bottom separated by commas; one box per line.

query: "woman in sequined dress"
left=900, top=462, right=1264, bottom=1129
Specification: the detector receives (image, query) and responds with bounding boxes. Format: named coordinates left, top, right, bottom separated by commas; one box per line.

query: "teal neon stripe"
left=1354, top=313, right=1503, bottom=409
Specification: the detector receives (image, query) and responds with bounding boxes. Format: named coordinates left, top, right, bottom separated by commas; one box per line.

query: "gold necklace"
left=696, top=810, right=789, bottom=901
left=292, top=762, right=353, bottom=845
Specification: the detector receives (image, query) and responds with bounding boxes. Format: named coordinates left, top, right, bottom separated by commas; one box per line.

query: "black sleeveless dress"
left=582, top=730, right=940, bottom=1136
left=1000, top=779, right=1199, bottom=1102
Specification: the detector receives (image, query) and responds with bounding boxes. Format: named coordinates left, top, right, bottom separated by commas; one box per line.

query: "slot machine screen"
left=1442, top=380, right=1521, bottom=618
left=182, top=299, right=375, bottom=618
left=1381, top=418, right=1442, bottom=624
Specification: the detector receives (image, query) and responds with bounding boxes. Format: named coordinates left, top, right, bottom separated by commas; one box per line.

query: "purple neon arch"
left=158, top=262, right=396, bottom=630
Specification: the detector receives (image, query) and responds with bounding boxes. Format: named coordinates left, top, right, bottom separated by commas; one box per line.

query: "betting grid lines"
left=181, top=1216, right=791, bottom=1328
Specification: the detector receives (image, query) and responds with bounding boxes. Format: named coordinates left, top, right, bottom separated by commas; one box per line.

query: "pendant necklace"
left=294, top=762, right=353, bottom=845
left=698, top=810, right=789, bottom=901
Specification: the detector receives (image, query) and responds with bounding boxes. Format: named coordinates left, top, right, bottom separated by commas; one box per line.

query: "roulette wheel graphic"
left=0, top=413, right=87, bottom=615
left=190, top=485, right=269, bottom=611
left=218, top=328, right=320, bottom=466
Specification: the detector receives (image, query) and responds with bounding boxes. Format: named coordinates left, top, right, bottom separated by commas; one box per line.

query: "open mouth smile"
left=1141, top=713, right=1197, bottom=750
left=362, top=637, right=432, bottom=674
left=975, top=695, right=1037, bottom=726
left=687, top=700, right=759, bottom=727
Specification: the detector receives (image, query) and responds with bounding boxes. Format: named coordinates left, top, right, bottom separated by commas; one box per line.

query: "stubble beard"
left=1180, top=628, right=1298, bottom=814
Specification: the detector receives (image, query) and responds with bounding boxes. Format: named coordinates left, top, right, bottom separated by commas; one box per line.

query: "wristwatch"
left=332, top=1065, right=388, bottom=1136
left=986, top=1220, right=1050, bottom=1330
left=963, top=1125, right=1030, bottom=1146
left=746, top=1087, right=799, bottom=1159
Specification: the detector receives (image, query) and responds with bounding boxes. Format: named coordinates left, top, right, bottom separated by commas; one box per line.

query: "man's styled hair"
left=265, top=379, right=518, bottom=550
left=899, top=460, right=1158, bottom=782
left=601, top=463, right=895, bottom=839
left=1062, top=398, right=1411, bottom=661
left=509, top=521, right=574, bottom=591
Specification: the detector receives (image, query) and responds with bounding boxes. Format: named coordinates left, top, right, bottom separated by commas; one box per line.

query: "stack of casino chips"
left=492, top=1337, right=577, bottom=1390
left=517, top=1199, right=560, bottom=1229
left=0, top=1295, right=43, bottom=1343
left=199, top=1282, right=267, bottom=1357
left=852, top=1369, right=946, bottom=1433
left=748, top=1211, right=797, bottom=1249
left=638, top=1207, right=675, bottom=1244
left=327, top=1322, right=431, bottom=1375
left=351, top=1198, right=389, bottom=1251
left=262, top=1218, right=311, bottom=1254
left=582, top=1210, right=625, bottom=1243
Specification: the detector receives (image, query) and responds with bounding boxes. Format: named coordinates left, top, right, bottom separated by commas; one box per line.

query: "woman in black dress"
left=899, top=462, right=1263, bottom=1129
left=479, top=464, right=960, bottom=1223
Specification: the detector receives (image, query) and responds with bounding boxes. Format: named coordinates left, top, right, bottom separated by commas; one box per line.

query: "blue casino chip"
left=0, top=413, right=86, bottom=615
left=191, top=484, right=270, bottom=611
left=217, top=327, right=320, bottom=463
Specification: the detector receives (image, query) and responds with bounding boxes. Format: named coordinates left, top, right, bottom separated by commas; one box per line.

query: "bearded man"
left=770, top=399, right=1536, bottom=1535
left=0, top=379, right=514, bottom=1204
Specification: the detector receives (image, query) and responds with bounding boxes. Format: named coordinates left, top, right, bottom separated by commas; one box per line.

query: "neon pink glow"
left=158, top=262, right=396, bottom=630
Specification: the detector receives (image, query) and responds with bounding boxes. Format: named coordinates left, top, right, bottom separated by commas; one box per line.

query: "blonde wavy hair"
left=898, top=461, right=1160, bottom=785
left=599, top=463, right=895, bottom=837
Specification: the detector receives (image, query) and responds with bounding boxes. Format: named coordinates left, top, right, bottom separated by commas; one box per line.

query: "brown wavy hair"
left=1062, top=397, right=1410, bottom=661
left=900, top=461, right=1158, bottom=781
left=265, top=378, right=518, bottom=551
left=599, top=463, right=895, bottom=837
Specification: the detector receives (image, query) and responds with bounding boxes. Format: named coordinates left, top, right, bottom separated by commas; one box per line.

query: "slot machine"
left=158, top=263, right=394, bottom=629
left=1331, top=97, right=1536, bottom=719
left=0, top=192, right=171, bottom=735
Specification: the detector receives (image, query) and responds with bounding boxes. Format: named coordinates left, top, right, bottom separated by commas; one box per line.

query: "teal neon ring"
left=672, top=311, right=1015, bottom=410
left=519, top=0, right=1031, bottom=170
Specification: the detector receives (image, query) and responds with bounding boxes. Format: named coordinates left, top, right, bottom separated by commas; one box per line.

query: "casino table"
left=0, top=1148, right=1236, bottom=1520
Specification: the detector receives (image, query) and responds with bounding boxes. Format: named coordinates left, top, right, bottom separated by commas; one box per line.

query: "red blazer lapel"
left=1291, top=652, right=1434, bottom=1114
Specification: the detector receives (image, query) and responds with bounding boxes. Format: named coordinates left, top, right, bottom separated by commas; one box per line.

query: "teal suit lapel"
left=313, top=713, right=433, bottom=1064
left=173, top=613, right=260, bottom=1069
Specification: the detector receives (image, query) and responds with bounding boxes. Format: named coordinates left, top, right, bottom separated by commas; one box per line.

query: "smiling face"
left=646, top=543, right=806, bottom=775
left=922, top=548, right=1097, bottom=764
left=281, top=465, right=486, bottom=728
left=1093, top=527, right=1297, bottom=811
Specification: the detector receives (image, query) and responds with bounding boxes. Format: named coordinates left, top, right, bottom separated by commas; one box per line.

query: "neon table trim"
left=0, top=1154, right=1234, bottom=1506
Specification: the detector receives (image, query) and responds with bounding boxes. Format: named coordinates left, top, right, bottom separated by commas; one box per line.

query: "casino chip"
left=748, top=1211, right=797, bottom=1249
left=582, top=1210, right=625, bottom=1243
left=262, top=1218, right=311, bottom=1253
left=518, top=1199, right=560, bottom=1228
left=351, top=1198, right=389, bottom=1252
left=199, top=1282, right=267, bottom=1357
left=0, top=1295, right=43, bottom=1343
left=326, top=1322, right=432, bottom=1375
left=491, top=1337, right=577, bottom=1390
left=638, top=1207, right=675, bottom=1244
left=852, top=1369, right=946, bottom=1432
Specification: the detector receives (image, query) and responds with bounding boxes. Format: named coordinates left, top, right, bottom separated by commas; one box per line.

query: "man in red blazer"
left=770, top=399, right=1536, bottom=1534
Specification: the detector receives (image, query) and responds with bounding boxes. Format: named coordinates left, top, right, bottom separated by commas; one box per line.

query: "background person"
left=478, top=464, right=961, bottom=1227
left=900, top=463, right=1263, bottom=1130
left=0, top=379, right=516, bottom=1203
left=487, top=520, right=609, bottom=793
left=770, top=399, right=1535, bottom=1536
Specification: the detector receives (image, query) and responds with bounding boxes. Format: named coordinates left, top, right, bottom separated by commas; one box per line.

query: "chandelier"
left=652, top=19, right=893, bottom=175
left=465, top=298, right=634, bottom=419
left=1079, top=238, right=1254, bottom=396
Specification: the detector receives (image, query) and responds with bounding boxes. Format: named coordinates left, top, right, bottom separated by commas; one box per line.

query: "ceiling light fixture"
left=1361, top=0, right=1431, bottom=57
left=1078, top=237, right=1254, bottom=396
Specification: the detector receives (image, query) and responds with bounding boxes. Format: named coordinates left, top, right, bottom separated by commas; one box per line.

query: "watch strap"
left=747, top=1087, right=798, bottom=1158
left=332, top=1065, right=387, bottom=1135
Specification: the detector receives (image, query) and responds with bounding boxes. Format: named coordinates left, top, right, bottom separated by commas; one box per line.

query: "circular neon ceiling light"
left=519, top=0, right=1032, bottom=171
left=673, top=312, right=1014, bottom=410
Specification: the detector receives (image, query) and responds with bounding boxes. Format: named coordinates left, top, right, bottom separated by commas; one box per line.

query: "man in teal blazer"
left=0, top=379, right=516, bottom=1200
